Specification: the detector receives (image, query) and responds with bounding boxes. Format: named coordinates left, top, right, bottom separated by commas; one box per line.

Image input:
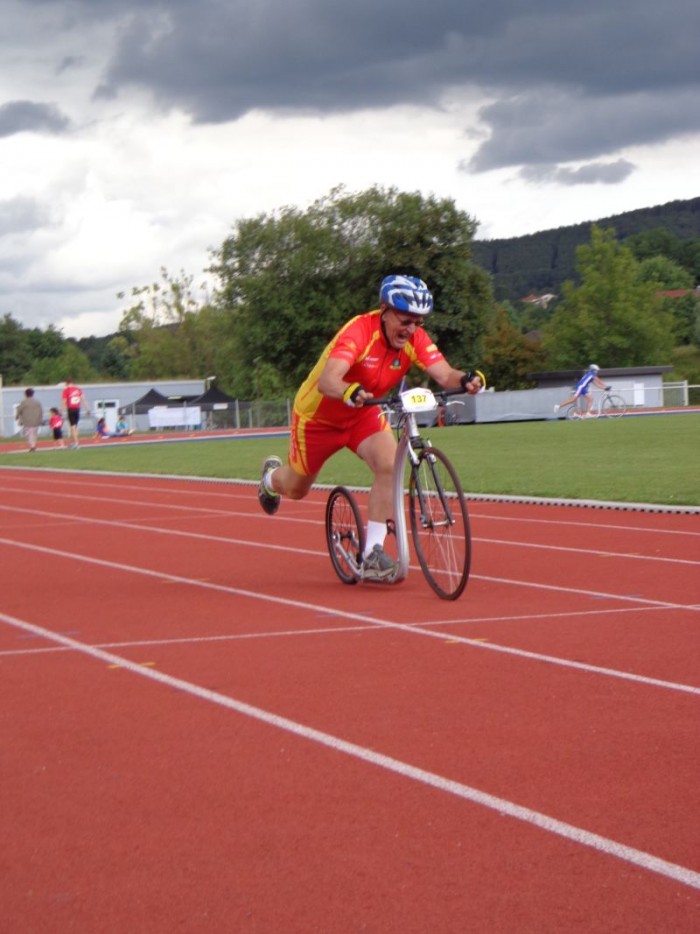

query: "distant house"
left=521, top=293, right=557, bottom=307
left=656, top=289, right=699, bottom=300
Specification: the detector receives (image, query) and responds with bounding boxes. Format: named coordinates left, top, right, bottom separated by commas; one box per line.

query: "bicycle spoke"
left=325, top=486, right=364, bottom=585
left=409, top=448, right=471, bottom=600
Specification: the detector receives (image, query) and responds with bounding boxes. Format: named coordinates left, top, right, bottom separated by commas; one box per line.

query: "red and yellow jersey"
left=294, top=309, right=445, bottom=426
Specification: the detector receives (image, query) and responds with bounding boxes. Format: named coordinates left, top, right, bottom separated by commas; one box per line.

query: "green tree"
left=0, top=316, right=75, bottom=385
left=0, top=315, right=39, bottom=384
left=210, top=185, right=493, bottom=396
left=627, top=229, right=700, bottom=283
left=637, top=256, right=697, bottom=344
left=542, top=226, right=675, bottom=367
left=481, top=306, right=546, bottom=389
left=24, top=340, right=97, bottom=384
left=637, top=255, right=694, bottom=290
left=99, top=335, right=134, bottom=379
left=119, top=268, right=215, bottom=380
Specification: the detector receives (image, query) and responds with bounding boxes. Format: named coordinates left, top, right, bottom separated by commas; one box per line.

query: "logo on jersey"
left=390, top=359, right=401, bottom=369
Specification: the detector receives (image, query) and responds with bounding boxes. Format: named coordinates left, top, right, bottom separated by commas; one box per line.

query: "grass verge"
left=1, top=414, right=698, bottom=507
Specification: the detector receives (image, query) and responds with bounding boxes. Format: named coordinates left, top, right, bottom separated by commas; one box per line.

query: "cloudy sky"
left=2, top=0, right=699, bottom=339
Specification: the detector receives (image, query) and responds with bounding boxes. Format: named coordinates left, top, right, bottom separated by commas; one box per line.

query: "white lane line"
left=0, top=535, right=698, bottom=696
left=0, top=493, right=700, bottom=567
left=2, top=465, right=699, bottom=516
left=0, top=604, right=686, bottom=659
left=2, top=478, right=700, bottom=536
left=1, top=608, right=699, bottom=893
left=476, top=536, right=700, bottom=566
left=0, top=503, right=700, bottom=592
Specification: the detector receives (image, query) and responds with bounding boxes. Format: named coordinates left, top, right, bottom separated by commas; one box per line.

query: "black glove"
left=460, top=369, right=486, bottom=392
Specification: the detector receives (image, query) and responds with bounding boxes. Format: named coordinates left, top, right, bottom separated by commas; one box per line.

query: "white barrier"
left=148, top=406, right=202, bottom=428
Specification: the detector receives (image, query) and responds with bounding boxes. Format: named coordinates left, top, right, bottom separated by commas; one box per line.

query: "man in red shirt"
left=61, top=378, right=90, bottom=449
left=258, top=274, right=483, bottom=579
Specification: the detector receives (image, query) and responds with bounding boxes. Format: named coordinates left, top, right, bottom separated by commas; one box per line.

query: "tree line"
left=2, top=186, right=699, bottom=396
left=471, top=196, right=700, bottom=302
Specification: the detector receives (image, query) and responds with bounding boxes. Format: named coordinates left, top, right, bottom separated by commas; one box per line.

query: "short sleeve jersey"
left=62, top=385, right=84, bottom=410
left=575, top=370, right=597, bottom=393
left=294, top=309, right=446, bottom=426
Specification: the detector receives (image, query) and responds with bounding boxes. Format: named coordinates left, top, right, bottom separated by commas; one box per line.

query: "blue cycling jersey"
left=574, top=369, right=597, bottom=395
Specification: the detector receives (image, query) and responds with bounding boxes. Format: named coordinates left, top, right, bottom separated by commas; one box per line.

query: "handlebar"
left=364, top=386, right=467, bottom=408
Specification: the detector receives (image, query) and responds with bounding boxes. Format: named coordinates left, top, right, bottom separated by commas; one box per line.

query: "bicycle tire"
left=602, top=394, right=627, bottom=417
left=408, top=447, right=471, bottom=600
left=325, top=486, right=365, bottom=585
left=564, top=403, right=582, bottom=420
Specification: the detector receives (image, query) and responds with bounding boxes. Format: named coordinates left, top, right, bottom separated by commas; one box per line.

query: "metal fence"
left=3, top=383, right=698, bottom=437
left=602, top=381, right=698, bottom=408
left=229, top=384, right=700, bottom=430
left=226, top=382, right=699, bottom=430
left=233, top=400, right=293, bottom=429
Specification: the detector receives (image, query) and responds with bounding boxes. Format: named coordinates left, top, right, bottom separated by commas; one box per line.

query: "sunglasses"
left=391, top=309, right=425, bottom=328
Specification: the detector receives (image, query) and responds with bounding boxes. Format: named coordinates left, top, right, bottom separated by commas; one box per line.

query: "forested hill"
left=471, top=196, right=700, bottom=302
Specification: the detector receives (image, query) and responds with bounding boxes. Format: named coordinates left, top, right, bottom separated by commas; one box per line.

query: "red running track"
left=1, top=467, right=699, bottom=932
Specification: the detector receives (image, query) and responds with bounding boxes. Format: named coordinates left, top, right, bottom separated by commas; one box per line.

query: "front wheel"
left=602, top=394, right=627, bottom=417
left=408, top=447, right=471, bottom=600
left=326, top=486, right=365, bottom=584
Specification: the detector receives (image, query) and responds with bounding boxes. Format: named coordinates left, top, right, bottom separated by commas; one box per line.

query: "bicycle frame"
left=391, top=406, right=426, bottom=581
left=385, top=385, right=465, bottom=582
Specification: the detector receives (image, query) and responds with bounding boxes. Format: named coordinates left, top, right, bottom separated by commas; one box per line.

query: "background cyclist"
left=554, top=364, right=610, bottom=417
left=257, top=274, right=484, bottom=580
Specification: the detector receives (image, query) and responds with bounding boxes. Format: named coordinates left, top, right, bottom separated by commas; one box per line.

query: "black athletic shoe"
left=258, top=455, right=282, bottom=515
left=362, top=545, right=398, bottom=581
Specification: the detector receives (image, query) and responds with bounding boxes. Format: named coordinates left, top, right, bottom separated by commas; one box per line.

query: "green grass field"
left=2, top=414, right=698, bottom=506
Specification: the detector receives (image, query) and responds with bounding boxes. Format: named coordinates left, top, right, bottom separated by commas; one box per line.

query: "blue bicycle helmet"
left=379, top=275, right=433, bottom=316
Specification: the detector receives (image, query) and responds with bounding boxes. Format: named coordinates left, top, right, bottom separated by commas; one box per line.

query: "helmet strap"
left=379, top=306, right=391, bottom=345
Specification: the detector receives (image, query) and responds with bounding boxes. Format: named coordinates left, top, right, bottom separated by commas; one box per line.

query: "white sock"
left=263, top=468, right=277, bottom=495
left=364, top=520, right=386, bottom=557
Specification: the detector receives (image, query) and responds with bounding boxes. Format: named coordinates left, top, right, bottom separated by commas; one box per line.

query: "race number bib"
left=400, top=388, right=437, bottom=413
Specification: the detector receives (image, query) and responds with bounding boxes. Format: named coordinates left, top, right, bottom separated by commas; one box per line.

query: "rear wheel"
left=408, top=447, right=471, bottom=600
left=325, top=486, right=365, bottom=584
left=565, top=403, right=583, bottom=420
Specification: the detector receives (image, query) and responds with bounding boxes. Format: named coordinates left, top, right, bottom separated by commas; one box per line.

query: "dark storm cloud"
left=465, top=88, right=699, bottom=172
left=518, top=160, right=636, bottom=186
left=30, top=0, right=700, bottom=173
left=0, top=101, right=71, bottom=137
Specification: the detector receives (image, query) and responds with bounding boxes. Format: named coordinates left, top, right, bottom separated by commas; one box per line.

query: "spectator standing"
left=16, top=388, right=44, bottom=452
left=61, top=378, right=90, bottom=449
left=49, top=408, right=65, bottom=448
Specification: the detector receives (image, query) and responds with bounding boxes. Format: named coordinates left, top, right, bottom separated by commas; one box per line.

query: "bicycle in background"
left=325, top=386, right=471, bottom=601
left=564, top=389, right=628, bottom=420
